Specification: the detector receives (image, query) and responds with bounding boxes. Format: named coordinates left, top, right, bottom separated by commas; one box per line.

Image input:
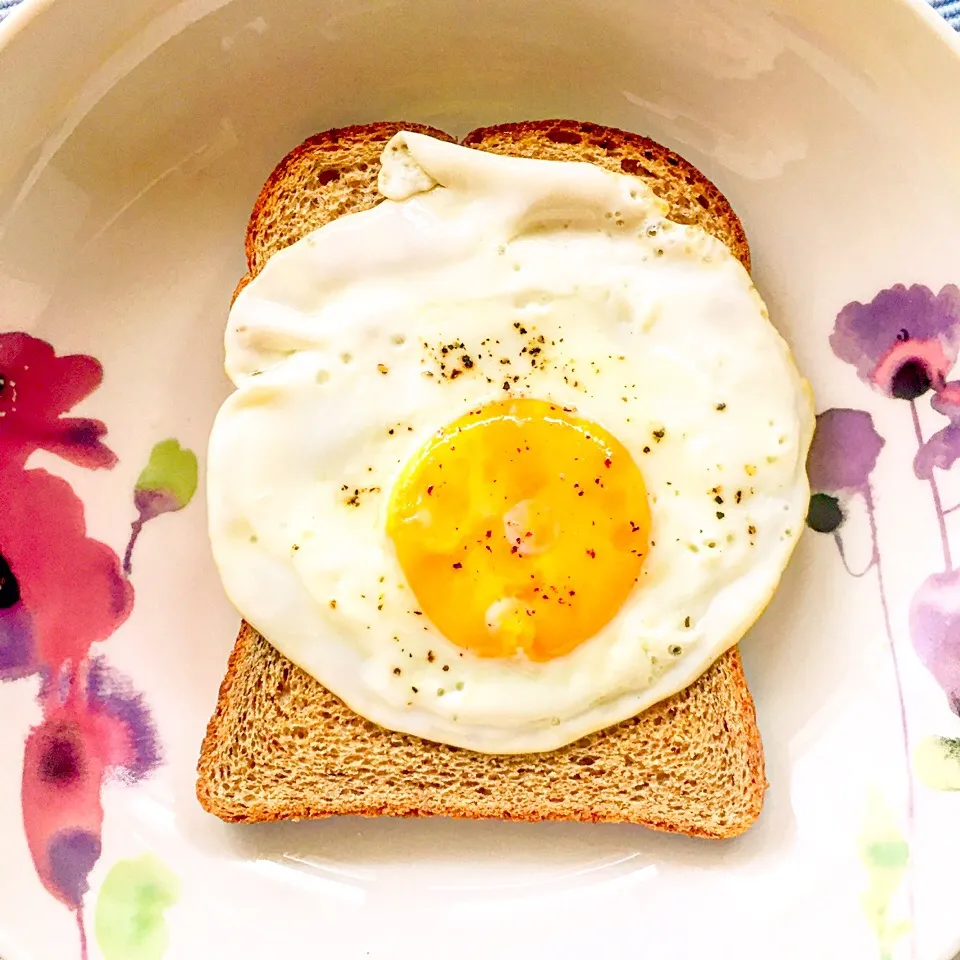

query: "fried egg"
left=207, top=131, right=814, bottom=753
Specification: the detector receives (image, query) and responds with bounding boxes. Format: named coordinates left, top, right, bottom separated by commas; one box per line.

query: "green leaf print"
left=858, top=790, right=910, bottom=960
left=135, top=439, right=198, bottom=511
left=94, top=854, right=180, bottom=960
left=913, top=735, right=960, bottom=791
left=123, top=439, right=199, bottom=575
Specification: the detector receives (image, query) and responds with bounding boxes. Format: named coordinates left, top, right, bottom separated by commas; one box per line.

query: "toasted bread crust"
left=461, top=119, right=750, bottom=272
left=202, top=119, right=766, bottom=838
left=198, top=624, right=765, bottom=838
left=243, top=121, right=456, bottom=281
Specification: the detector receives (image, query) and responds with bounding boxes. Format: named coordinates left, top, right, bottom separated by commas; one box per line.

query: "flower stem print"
left=831, top=283, right=960, bottom=717
left=814, top=282, right=960, bottom=957
left=806, top=408, right=915, bottom=958
left=0, top=332, right=195, bottom=960
left=123, top=439, right=198, bottom=576
left=909, top=400, right=952, bottom=572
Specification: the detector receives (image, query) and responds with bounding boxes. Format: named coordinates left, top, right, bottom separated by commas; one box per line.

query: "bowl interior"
left=2, top=0, right=960, bottom=958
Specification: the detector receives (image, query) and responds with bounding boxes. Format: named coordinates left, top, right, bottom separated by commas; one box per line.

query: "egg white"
left=208, top=132, right=814, bottom=753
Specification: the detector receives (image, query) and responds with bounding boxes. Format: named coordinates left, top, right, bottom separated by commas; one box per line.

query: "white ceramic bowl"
left=2, top=1, right=960, bottom=958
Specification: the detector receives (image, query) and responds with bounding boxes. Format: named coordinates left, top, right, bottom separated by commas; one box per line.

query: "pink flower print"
left=85, top=657, right=161, bottom=783
left=0, top=550, right=36, bottom=681
left=22, top=704, right=107, bottom=910
left=0, top=333, right=116, bottom=471
left=21, top=659, right=160, bottom=912
left=831, top=284, right=960, bottom=400
left=0, top=469, right=133, bottom=673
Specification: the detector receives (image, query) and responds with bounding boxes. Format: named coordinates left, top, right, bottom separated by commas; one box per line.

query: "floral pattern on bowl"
left=807, top=284, right=960, bottom=960
left=0, top=332, right=194, bottom=958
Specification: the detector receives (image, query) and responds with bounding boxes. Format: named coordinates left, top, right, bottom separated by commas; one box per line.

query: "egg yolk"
left=387, top=399, right=650, bottom=661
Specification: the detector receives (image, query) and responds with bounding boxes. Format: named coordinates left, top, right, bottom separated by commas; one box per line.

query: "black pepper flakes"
left=393, top=667, right=401, bottom=675
left=684, top=616, right=691, bottom=628
left=586, top=548, right=596, bottom=559
left=462, top=355, right=474, bottom=368
left=748, top=525, right=757, bottom=535
left=716, top=402, right=726, bottom=411
left=452, top=562, right=462, bottom=569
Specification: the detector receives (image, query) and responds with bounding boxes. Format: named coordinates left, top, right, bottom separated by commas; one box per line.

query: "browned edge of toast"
left=201, top=118, right=764, bottom=839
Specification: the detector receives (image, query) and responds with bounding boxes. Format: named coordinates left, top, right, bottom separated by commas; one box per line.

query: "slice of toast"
left=199, top=120, right=767, bottom=839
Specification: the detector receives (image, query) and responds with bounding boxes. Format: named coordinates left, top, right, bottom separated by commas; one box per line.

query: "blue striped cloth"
left=1, top=0, right=959, bottom=26
left=932, top=0, right=960, bottom=25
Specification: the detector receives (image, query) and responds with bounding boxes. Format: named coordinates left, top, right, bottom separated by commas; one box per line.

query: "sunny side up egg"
left=207, top=131, right=815, bottom=754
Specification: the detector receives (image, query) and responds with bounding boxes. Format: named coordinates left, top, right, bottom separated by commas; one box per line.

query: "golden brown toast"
left=198, top=119, right=766, bottom=839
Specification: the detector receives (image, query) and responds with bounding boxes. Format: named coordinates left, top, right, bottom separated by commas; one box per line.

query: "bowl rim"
left=2, top=0, right=960, bottom=57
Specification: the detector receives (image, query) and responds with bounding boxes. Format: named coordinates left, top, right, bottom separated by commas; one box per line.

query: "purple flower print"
left=828, top=280, right=960, bottom=769
left=808, top=408, right=886, bottom=494
left=806, top=408, right=889, bottom=585
left=833, top=284, right=960, bottom=575
left=806, top=408, right=885, bottom=538
left=914, top=381, right=960, bottom=480
left=909, top=379, right=960, bottom=717
left=911, top=571, right=960, bottom=715
left=831, top=283, right=960, bottom=400
left=806, top=405, right=915, bottom=944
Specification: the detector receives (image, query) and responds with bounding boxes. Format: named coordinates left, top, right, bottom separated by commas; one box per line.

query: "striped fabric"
left=1, top=0, right=959, bottom=26
left=932, top=0, right=960, bottom=25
